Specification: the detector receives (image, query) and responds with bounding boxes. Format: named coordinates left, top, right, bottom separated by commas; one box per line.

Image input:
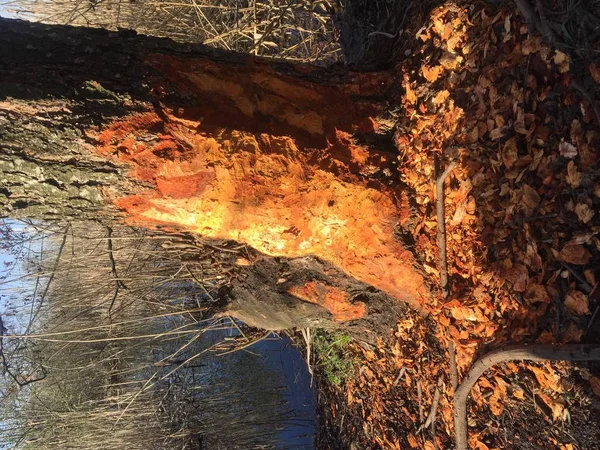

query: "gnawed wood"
left=0, top=17, right=431, bottom=330
left=92, top=110, right=430, bottom=311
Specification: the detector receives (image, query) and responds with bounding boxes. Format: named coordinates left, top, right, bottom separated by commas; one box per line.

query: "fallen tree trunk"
left=0, top=17, right=430, bottom=333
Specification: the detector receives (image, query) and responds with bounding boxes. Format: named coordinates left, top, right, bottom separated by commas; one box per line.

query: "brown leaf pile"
left=327, top=1, right=600, bottom=449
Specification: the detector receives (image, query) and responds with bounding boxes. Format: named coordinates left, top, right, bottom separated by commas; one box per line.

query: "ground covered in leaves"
left=317, top=1, right=600, bottom=449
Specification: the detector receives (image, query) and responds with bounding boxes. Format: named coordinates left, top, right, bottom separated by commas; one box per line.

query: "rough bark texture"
left=0, top=99, right=129, bottom=220
left=0, top=18, right=431, bottom=334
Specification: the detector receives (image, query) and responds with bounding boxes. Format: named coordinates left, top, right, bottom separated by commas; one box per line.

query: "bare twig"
left=422, top=378, right=441, bottom=430
left=454, top=344, right=600, bottom=450
left=449, top=339, right=458, bottom=392
left=393, top=367, right=406, bottom=387
left=436, top=160, right=457, bottom=298
left=107, top=226, right=127, bottom=318
left=301, top=327, right=313, bottom=386
left=417, top=380, right=424, bottom=424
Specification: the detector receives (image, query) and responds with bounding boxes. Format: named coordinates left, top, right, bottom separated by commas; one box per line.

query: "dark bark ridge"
left=0, top=99, right=128, bottom=219
left=226, top=255, right=408, bottom=337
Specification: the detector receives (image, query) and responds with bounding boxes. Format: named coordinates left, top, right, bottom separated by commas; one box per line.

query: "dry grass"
left=0, top=221, right=293, bottom=449
left=1, top=0, right=342, bottom=64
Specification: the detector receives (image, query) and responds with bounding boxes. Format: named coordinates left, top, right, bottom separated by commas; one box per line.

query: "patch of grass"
left=313, top=330, right=357, bottom=387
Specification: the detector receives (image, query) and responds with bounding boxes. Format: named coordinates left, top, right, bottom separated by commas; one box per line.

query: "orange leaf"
left=512, top=388, right=525, bottom=400
left=422, top=65, right=443, bottom=83
left=530, top=365, right=561, bottom=392
left=489, top=392, right=504, bottom=416
left=537, top=391, right=566, bottom=421
left=405, top=82, right=417, bottom=105
left=407, top=433, right=419, bottom=448
left=433, top=89, right=450, bottom=105
left=450, top=306, right=478, bottom=322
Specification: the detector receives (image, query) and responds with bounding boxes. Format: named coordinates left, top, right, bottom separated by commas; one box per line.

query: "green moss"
left=313, top=330, right=357, bottom=387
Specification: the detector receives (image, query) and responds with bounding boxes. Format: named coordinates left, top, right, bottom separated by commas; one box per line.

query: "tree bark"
left=0, top=18, right=431, bottom=334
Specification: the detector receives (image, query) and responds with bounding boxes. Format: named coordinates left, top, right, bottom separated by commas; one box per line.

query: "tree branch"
left=436, top=160, right=456, bottom=298
left=454, top=344, right=600, bottom=450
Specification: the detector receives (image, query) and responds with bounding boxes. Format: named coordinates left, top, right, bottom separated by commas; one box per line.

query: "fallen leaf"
left=575, top=203, right=594, bottom=223
left=505, top=264, right=529, bottom=292
left=554, top=50, right=570, bottom=73
left=537, top=391, right=566, bottom=421
left=440, top=52, right=463, bottom=70
left=566, top=161, right=582, bottom=188
left=522, top=184, right=540, bottom=214
left=584, top=269, right=596, bottom=286
left=524, top=284, right=551, bottom=304
left=512, top=388, right=525, bottom=400
left=235, top=257, right=251, bottom=266
left=465, top=126, right=479, bottom=144
left=490, top=126, right=505, bottom=140
left=451, top=306, right=478, bottom=322
left=559, top=141, right=577, bottom=158
left=446, top=35, right=462, bottom=53
left=522, top=36, right=542, bottom=55
left=404, top=81, right=417, bottom=104
left=558, top=244, right=591, bottom=265
left=590, top=63, right=600, bottom=85
left=422, top=65, right=443, bottom=83
left=451, top=202, right=467, bottom=225
left=530, top=365, right=561, bottom=392
left=469, top=436, right=490, bottom=450
left=564, top=290, right=590, bottom=315
left=407, top=433, right=419, bottom=448
left=433, top=89, right=450, bottom=105
left=502, top=138, right=518, bottom=168
left=489, top=391, right=504, bottom=415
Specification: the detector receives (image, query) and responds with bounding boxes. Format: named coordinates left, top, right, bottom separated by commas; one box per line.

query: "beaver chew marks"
left=93, top=111, right=429, bottom=313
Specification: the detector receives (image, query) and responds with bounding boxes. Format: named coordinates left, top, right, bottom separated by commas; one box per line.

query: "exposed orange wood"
left=288, top=281, right=366, bottom=322
left=93, top=107, right=429, bottom=311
